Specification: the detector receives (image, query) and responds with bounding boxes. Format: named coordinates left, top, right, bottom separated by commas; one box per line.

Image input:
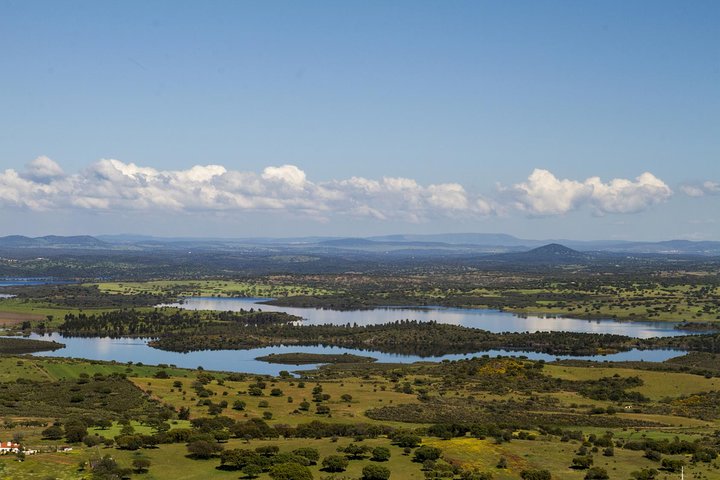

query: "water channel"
left=21, top=295, right=690, bottom=375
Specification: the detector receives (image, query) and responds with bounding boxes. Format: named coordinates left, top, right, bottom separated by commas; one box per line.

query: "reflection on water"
left=0, top=287, right=691, bottom=375
left=27, top=333, right=683, bottom=376
left=164, top=297, right=688, bottom=339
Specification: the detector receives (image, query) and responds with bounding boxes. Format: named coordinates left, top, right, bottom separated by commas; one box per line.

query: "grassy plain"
left=543, top=365, right=720, bottom=401
left=90, top=277, right=720, bottom=323
left=0, top=354, right=717, bottom=479
left=425, top=436, right=715, bottom=480
left=1, top=438, right=428, bottom=480
left=0, top=297, right=141, bottom=328
left=2, top=276, right=720, bottom=479
left=0, top=298, right=90, bottom=324
left=130, top=373, right=421, bottom=428
left=5, top=277, right=720, bottom=331
left=406, top=283, right=720, bottom=323
left=92, top=280, right=336, bottom=298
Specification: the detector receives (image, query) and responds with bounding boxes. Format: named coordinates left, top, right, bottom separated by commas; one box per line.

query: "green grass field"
left=91, top=280, right=337, bottom=299
left=504, top=284, right=720, bottom=323
left=131, top=373, right=422, bottom=429
left=0, top=352, right=719, bottom=478
left=0, top=356, right=195, bottom=383
left=543, top=365, right=720, bottom=401
left=5, top=430, right=717, bottom=480
left=0, top=298, right=113, bottom=325
left=0, top=297, right=159, bottom=329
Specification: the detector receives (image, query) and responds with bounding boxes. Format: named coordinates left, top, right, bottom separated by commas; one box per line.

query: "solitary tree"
left=520, top=469, right=552, bottom=480
left=322, top=455, right=349, bottom=472
left=393, top=434, right=421, bottom=448
left=371, top=446, right=391, bottom=462
left=293, top=447, right=320, bottom=464
left=132, top=458, right=151, bottom=473
left=362, top=464, right=391, bottom=480
left=269, top=462, right=313, bottom=480
left=413, top=446, right=442, bottom=463
left=584, top=467, right=609, bottom=479
left=187, top=439, right=223, bottom=459
left=41, top=425, right=64, bottom=440
left=243, top=464, right=263, bottom=479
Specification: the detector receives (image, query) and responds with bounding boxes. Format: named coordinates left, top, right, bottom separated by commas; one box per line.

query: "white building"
left=0, top=441, right=20, bottom=454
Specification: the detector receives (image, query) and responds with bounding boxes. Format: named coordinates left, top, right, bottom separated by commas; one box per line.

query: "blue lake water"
left=0, top=278, right=70, bottom=287
left=0, top=280, right=693, bottom=374
left=26, top=333, right=682, bottom=376
left=22, top=296, right=689, bottom=375
left=0, top=278, right=70, bottom=298
left=164, top=297, right=689, bottom=338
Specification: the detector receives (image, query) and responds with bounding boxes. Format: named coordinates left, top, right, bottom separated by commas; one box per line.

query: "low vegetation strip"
left=0, top=336, right=64, bottom=354
left=365, top=400, right=661, bottom=428
left=255, top=352, right=377, bottom=364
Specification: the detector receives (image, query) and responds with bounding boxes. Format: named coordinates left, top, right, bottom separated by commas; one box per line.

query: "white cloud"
left=261, top=165, right=307, bottom=189
left=506, top=169, right=672, bottom=215
left=680, top=181, right=720, bottom=197
left=680, top=185, right=705, bottom=197
left=704, top=181, right=719, bottom=193
left=0, top=158, right=674, bottom=222
left=427, top=183, right=469, bottom=210
left=22, top=156, right=65, bottom=182
left=506, top=169, right=592, bottom=215
left=0, top=157, right=493, bottom=222
left=585, top=172, right=672, bottom=214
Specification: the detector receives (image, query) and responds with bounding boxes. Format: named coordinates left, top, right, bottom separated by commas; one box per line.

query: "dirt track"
left=0, top=311, right=44, bottom=326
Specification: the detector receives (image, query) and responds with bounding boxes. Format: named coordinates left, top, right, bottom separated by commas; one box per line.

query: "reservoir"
left=27, top=333, right=682, bottom=376
left=19, top=296, right=692, bottom=375
left=164, top=296, right=688, bottom=338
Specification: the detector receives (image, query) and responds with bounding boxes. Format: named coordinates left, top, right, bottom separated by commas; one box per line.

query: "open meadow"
left=0, top=352, right=715, bottom=479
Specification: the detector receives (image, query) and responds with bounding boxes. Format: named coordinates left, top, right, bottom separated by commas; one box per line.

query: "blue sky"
left=0, top=0, right=718, bottom=240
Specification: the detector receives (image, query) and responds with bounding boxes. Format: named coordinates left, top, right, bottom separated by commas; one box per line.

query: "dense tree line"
left=149, top=320, right=643, bottom=355
left=59, top=308, right=301, bottom=337
left=141, top=316, right=720, bottom=356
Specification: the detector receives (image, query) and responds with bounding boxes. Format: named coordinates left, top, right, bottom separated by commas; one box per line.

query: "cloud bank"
left=0, top=157, right=673, bottom=222
left=680, top=181, right=720, bottom=197
left=506, top=169, right=672, bottom=216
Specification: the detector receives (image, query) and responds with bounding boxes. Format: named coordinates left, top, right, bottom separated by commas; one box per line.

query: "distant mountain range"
left=1, top=233, right=719, bottom=256
left=0, top=235, right=107, bottom=248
